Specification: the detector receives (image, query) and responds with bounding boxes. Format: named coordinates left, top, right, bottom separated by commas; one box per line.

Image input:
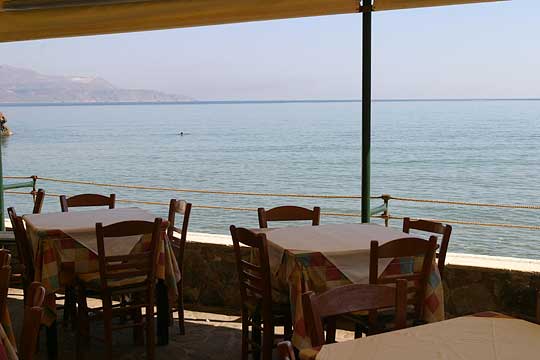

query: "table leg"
left=156, top=279, right=169, bottom=346
left=46, top=321, right=58, bottom=360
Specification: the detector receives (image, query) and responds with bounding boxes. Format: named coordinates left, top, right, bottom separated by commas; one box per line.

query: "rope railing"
left=3, top=190, right=365, bottom=218
left=26, top=176, right=376, bottom=200
left=383, top=215, right=540, bottom=231
left=14, top=176, right=537, bottom=210
left=4, top=176, right=539, bottom=211
left=4, top=186, right=539, bottom=230
left=388, top=195, right=540, bottom=210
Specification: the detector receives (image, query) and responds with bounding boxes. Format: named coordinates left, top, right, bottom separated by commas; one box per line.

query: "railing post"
left=31, top=175, right=37, bottom=202
left=382, top=194, right=390, bottom=227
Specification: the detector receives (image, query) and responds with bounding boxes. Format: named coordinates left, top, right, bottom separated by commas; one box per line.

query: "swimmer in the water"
left=180, top=132, right=183, bottom=136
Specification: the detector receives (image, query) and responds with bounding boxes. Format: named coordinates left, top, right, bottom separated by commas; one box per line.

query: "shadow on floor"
left=8, top=289, right=292, bottom=359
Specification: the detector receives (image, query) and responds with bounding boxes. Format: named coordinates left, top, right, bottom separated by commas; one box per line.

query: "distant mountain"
left=0, top=65, right=193, bottom=103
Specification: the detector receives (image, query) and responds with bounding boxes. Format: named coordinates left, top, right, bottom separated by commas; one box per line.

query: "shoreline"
left=2, top=98, right=540, bottom=107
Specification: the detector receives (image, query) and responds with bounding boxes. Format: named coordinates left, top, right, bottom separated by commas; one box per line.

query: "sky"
left=1, top=0, right=538, bottom=100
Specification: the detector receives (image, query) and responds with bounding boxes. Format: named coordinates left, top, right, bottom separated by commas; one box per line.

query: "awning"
left=0, top=0, right=504, bottom=43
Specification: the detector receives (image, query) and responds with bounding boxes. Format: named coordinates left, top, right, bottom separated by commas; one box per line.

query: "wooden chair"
left=370, top=236, right=438, bottom=327
left=32, top=189, right=46, bottom=215
left=19, top=282, right=45, bottom=360
left=258, top=206, right=320, bottom=228
left=5, top=189, right=44, bottom=232
left=277, top=341, right=296, bottom=360
left=8, top=207, right=76, bottom=325
left=60, top=193, right=116, bottom=212
left=75, top=218, right=163, bottom=360
left=303, top=281, right=408, bottom=347
left=166, top=198, right=192, bottom=335
left=403, top=217, right=452, bottom=279
left=7, top=208, right=34, bottom=293
left=230, top=225, right=292, bottom=360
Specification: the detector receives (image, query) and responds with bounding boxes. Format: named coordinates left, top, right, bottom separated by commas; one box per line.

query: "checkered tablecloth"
left=257, top=224, right=444, bottom=350
left=24, top=208, right=181, bottom=325
left=287, top=251, right=444, bottom=349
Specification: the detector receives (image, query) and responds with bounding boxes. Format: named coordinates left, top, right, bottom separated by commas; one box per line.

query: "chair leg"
left=145, top=305, right=155, bottom=360
left=354, top=323, right=363, bottom=339
left=177, top=280, right=185, bottom=335
left=326, top=318, right=337, bottom=343
left=76, top=287, right=90, bottom=337
left=284, top=312, right=293, bottom=341
left=63, top=286, right=77, bottom=329
left=133, top=308, right=144, bottom=346
left=75, top=287, right=89, bottom=359
left=240, top=310, right=249, bottom=360
left=262, top=319, right=274, bottom=360
left=103, top=298, right=114, bottom=360
left=252, top=311, right=262, bottom=360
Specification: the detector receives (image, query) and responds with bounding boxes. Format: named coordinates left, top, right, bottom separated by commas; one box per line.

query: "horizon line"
left=1, top=97, right=540, bottom=107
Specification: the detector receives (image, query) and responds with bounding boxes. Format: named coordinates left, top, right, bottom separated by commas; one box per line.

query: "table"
left=300, top=314, right=540, bottom=360
left=23, top=207, right=181, bottom=357
left=254, top=223, right=444, bottom=349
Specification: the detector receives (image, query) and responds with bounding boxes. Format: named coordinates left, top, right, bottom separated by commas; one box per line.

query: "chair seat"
left=78, top=271, right=147, bottom=291
left=245, top=289, right=291, bottom=320
left=341, top=305, right=421, bottom=335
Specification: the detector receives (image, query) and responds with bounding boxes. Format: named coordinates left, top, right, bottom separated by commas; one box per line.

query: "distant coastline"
left=1, top=98, right=540, bottom=107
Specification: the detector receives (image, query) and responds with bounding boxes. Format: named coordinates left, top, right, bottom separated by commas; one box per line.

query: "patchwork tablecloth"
left=23, top=207, right=181, bottom=325
left=255, top=223, right=444, bottom=350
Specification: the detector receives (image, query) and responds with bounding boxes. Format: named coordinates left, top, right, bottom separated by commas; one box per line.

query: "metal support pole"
left=361, top=0, right=372, bottom=223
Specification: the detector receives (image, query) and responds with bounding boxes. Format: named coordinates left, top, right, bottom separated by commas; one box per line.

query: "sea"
left=1, top=100, right=539, bottom=259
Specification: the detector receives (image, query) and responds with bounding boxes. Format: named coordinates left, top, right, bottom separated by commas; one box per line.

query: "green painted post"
left=361, top=0, right=372, bottom=223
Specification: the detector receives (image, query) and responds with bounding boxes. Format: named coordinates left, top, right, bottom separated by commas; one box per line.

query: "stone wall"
left=182, top=235, right=540, bottom=319
left=182, top=240, right=247, bottom=314
left=444, top=259, right=540, bottom=320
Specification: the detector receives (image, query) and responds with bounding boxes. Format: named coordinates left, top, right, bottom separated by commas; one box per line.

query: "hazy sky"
left=1, top=0, right=537, bottom=100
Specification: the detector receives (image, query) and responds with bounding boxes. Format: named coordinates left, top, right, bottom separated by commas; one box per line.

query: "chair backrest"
left=277, top=341, right=296, bottom=360
left=19, top=282, right=45, bottom=360
left=167, top=199, right=192, bottom=270
left=60, top=193, right=116, bottom=212
left=7, top=207, right=35, bottom=282
left=258, top=206, right=321, bottom=228
left=229, top=226, right=273, bottom=319
left=403, top=217, right=452, bottom=279
left=32, top=189, right=46, bottom=214
left=302, top=281, right=408, bottom=347
left=95, top=219, right=162, bottom=295
left=370, top=236, right=437, bottom=321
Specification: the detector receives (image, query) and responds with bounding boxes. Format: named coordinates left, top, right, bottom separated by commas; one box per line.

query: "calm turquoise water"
left=1, top=101, right=539, bottom=259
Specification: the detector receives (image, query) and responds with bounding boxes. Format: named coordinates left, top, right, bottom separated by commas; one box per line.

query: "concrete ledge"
left=187, top=231, right=231, bottom=246
left=446, top=253, right=540, bottom=273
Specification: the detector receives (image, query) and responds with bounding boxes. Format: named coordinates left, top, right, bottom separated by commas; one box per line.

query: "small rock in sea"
left=0, top=112, right=12, bottom=136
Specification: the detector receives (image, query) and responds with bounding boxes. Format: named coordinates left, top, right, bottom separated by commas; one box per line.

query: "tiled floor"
left=7, top=289, right=353, bottom=359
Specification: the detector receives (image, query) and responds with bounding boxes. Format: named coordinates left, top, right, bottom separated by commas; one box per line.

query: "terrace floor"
left=7, top=289, right=353, bottom=359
